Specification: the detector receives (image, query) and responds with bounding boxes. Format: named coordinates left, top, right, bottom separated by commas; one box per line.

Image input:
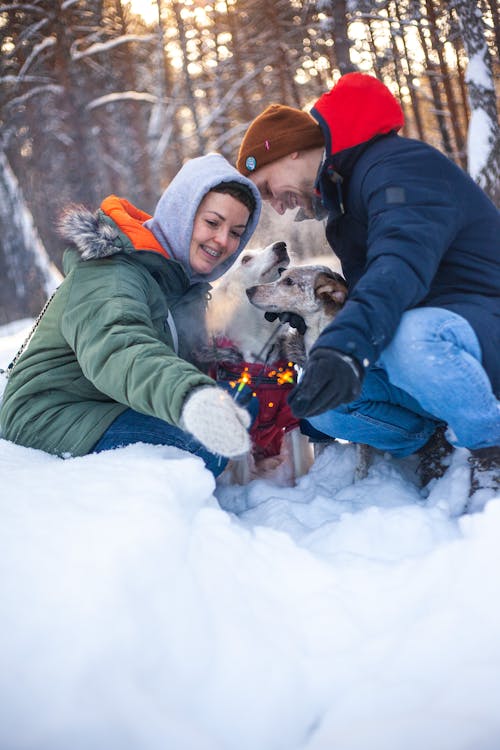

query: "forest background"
left=0, top=0, right=498, bottom=324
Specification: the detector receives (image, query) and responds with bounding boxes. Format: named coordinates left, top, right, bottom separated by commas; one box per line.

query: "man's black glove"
left=287, top=348, right=364, bottom=418
left=264, top=311, right=307, bottom=335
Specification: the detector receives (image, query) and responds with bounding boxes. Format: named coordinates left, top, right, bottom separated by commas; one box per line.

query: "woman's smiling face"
left=189, top=191, right=250, bottom=275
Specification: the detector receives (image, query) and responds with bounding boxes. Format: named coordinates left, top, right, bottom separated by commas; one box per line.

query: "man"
left=236, top=72, right=500, bottom=493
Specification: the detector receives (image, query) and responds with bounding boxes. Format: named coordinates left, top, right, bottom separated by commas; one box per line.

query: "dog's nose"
left=272, top=241, right=288, bottom=261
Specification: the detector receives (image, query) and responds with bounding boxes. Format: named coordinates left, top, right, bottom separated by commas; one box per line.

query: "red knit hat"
left=236, top=104, right=325, bottom=176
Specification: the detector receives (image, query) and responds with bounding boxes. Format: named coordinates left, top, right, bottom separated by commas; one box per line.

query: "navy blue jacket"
left=310, top=127, right=500, bottom=397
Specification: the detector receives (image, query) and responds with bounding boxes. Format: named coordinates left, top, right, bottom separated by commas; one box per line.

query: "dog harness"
left=211, top=345, right=300, bottom=460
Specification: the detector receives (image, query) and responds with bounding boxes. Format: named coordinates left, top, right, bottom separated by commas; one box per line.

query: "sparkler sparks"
left=276, top=368, right=295, bottom=386
left=231, top=364, right=296, bottom=392
left=236, top=368, right=251, bottom=393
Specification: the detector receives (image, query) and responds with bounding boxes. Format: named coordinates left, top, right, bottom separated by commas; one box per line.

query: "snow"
left=465, top=51, right=491, bottom=90
left=468, top=106, right=494, bottom=182
left=1, top=321, right=499, bottom=750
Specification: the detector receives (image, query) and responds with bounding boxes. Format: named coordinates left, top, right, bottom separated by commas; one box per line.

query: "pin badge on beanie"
left=246, top=156, right=257, bottom=172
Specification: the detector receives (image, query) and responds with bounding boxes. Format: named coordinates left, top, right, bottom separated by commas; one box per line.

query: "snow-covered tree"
left=0, top=150, right=60, bottom=324
left=453, top=0, right=500, bottom=204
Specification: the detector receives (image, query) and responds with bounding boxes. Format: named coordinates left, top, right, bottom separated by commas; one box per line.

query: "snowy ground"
left=1, top=320, right=499, bottom=750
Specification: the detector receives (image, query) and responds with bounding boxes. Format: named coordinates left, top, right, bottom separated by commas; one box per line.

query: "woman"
left=0, top=154, right=261, bottom=476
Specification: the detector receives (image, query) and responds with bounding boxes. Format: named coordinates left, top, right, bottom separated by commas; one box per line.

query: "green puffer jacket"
left=0, top=203, right=215, bottom=456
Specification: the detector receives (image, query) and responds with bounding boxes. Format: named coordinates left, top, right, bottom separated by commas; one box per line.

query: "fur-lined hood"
left=59, top=154, right=262, bottom=284
left=58, top=197, right=165, bottom=263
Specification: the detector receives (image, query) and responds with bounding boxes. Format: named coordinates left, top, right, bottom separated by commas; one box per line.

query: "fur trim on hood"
left=58, top=205, right=123, bottom=261
left=58, top=196, right=169, bottom=262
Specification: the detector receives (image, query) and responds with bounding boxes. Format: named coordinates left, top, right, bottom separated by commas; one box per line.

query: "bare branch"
left=210, top=121, right=250, bottom=151
left=70, top=34, right=155, bottom=61
left=86, top=91, right=159, bottom=110
left=18, top=36, right=56, bottom=81
left=198, top=69, right=261, bottom=134
left=1, top=75, right=53, bottom=84
left=6, top=84, right=64, bottom=108
left=0, top=4, right=45, bottom=13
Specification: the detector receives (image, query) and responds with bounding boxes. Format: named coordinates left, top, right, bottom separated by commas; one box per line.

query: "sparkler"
left=231, top=367, right=252, bottom=402
left=237, top=367, right=251, bottom=391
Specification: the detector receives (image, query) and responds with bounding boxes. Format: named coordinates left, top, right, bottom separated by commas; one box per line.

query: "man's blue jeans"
left=305, top=308, right=500, bottom=457
left=91, top=409, right=228, bottom=476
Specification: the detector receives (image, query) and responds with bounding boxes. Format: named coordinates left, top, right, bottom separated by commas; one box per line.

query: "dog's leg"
left=310, top=439, right=371, bottom=481
left=354, top=443, right=372, bottom=481
left=285, top=429, right=315, bottom=483
left=312, top=438, right=337, bottom=459
left=249, top=431, right=313, bottom=487
left=218, top=454, right=254, bottom=486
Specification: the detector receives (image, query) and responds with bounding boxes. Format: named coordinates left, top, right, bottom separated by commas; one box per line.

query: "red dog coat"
left=212, top=357, right=300, bottom=461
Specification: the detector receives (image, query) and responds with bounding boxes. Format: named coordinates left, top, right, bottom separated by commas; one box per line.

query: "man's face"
left=249, top=151, right=318, bottom=218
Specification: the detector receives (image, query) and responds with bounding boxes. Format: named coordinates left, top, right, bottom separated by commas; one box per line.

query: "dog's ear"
left=314, top=271, right=348, bottom=310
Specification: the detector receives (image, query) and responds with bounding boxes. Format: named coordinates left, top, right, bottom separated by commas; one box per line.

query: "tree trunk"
left=0, top=152, right=61, bottom=324
left=171, top=1, right=207, bottom=155
left=141, top=0, right=185, bottom=190
left=417, top=21, right=454, bottom=157
left=425, top=0, right=466, bottom=166
left=391, top=0, right=425, bottom=141
left=328, top=0, right=356, bottom=75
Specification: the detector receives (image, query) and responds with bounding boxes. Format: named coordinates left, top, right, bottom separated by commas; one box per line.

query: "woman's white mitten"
left=180, top=386, right=251, bottom=457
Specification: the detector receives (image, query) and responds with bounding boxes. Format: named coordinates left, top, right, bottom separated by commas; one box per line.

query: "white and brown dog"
left=246, top=264, right=348, bottom=366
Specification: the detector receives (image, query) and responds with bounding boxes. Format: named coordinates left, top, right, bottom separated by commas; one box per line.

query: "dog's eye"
left=241, top=255, right=252, bottom=265
left=284, top=277, right=294, bottom=286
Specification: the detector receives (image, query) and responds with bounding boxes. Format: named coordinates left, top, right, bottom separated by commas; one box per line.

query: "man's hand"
left=264, top=311, right=307, bottom=335
left=287, top=348, right=363, bottom=418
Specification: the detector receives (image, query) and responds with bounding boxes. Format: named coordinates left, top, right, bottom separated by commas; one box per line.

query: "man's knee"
left=380, top=307, right=481, bottom=374
left=383, top=309, right=436, bottom=364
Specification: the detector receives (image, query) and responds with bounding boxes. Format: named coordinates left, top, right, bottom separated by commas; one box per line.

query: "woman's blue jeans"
left=91, top=409, right=228, bottom=476
left=90, top=383, right=259, bottom=477
left=305, top=307, right=500, bottom=457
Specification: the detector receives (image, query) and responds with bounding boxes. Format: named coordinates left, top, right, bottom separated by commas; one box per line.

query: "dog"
left=246, top=264, right=348, bottom=364
left=247, top=264, right=373, bottom=481
left=204, top=241, right=315, bottom=486
left=206, top=240, right=291, bottom=362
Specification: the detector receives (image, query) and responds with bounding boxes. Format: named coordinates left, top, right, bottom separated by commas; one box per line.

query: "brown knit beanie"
left=236, top=104, right=325, bottom=176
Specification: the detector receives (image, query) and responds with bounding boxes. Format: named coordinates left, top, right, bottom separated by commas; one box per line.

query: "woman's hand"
left=180, top=386, right=251, bottom=457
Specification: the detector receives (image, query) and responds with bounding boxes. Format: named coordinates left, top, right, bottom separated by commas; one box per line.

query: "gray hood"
left=144, top=153, right=262, bottom=283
